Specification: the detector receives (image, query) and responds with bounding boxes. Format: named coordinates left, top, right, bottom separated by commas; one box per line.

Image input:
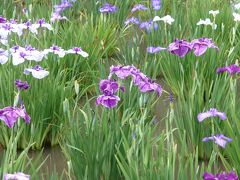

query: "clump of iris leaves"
left=0, top=0, right=239, bottom=179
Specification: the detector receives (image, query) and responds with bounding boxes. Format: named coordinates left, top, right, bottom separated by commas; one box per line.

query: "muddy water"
left=0, top=146, right=68, bottom=178
left=28, top=146, right=68, bottom=178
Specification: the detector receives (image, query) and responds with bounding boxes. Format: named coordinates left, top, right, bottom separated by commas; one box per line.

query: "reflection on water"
left=29, top=146, right=68, bottom=178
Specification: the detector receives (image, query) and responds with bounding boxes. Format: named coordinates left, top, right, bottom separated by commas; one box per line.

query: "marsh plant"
left=0, top=0, right=239, bottom=179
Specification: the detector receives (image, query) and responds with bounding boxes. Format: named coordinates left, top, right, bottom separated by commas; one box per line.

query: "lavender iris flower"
left=147, top=46, right=166, bottom=54
left=24, top=65, right=49, bottom=79
left=124, top=17, right=139, bottom=26
left=4, top=172, right=30, bottom=180
left=54, top=0, right=72, bottom=11
left=152, top=0, right=161, bottom=10
left=197, top=108, right=227, bottom=122
left=15, top=80, right=30, bottom=90
left=51, top=0, right=72, bottom=22
left=139, top=20, right=156, bottom=32
left=191, top=37, right=218, bottom=56
left=202, top=134, right=232, bottom=148
left=131, top=4, right=148, bottom=12
left=216, top=64, right=240, bottom=75
left=168, top=39, right=192, bottom=58
left=203, top=171, right=238, bottom=180
left=99, top=3, right=117, bottom=13
left=0, top=106, right=30, bottom=128
left=66, top=47, right=89, bottom=57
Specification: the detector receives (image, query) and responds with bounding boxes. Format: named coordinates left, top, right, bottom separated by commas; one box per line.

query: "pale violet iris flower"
left=10, top=45, right=47, bottom=65
left=44, top=45, right=65, bottom=57
left=66, top=47, right=89, bottom=57
left=24, top=65, right=49, bottom=79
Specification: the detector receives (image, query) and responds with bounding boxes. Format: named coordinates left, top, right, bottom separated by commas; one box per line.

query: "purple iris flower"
left=202, top=134, right=232, bottom=148
left=137, top=80, right=162, bottom=96
left=168, top=39, right=192, bottom=58
left=99, top=3, right=117, bottom=13
left=217, top=64, right=240, bottom=75
left=191, top=37, right=218, bottom=56
left=124, top=17, right=139, bottom=26
left=0, top=16, right=6, bottom=23
left=197, top=108, right=227, bottom=122
left=97, top=65, right=162, bottom=108
left=24, top=65, right=49, bottom=79
left=131, top=4, right=148, bottom=12
left=109, top=65, right=162, bottom=97
left=109, top=65, right=134, bottom=79
left=203, top=171, right=238, bottom=180
left=99, top=79, right=119, bottom=96
left=96, top=95, right=120, bottom=109
left=96, top=79, right=122, bottom=108
left=0, top=106, right=30, bottom=128
left=152, top=0, right=161, bottom=10
left=147, top=46, right=167, bottom=54
left=4, top=172, right=30, bottom=180
left=15, top=80, right=30, bottom=90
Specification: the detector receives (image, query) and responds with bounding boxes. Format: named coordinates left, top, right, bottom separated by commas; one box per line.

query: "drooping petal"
left=96, top=95, right=120, bottom=108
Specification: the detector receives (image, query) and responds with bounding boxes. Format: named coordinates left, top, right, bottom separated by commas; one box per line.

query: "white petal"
left=78, top=51, right=89, bottom=57
left=42, top=23, right=53, bottom=30
left=66, top=49, right=75, bottom=54
left=12, top=54, right=25, bottom=65
left=29, top=26, right=38, bottom=34
left=153, top=16, right=161, bottom=22
left=32, top=70, right=49, bottom=79
left=0, top=55, right=8, bottom=64
left=56, top=50, right=65, bottom=58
